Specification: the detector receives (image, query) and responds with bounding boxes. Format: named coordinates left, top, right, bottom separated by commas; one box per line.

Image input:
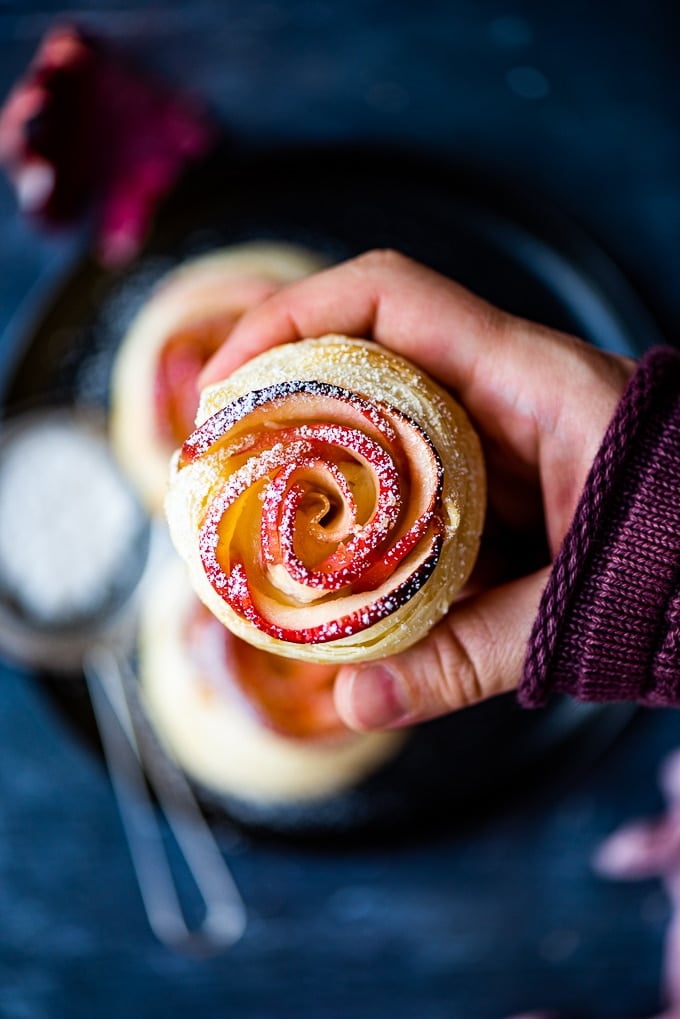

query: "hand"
left=201, top=250, right=635, bottom=731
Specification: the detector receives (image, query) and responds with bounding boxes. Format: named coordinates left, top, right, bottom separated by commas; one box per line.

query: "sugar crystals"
left=0, top=412, right=146, bottom=627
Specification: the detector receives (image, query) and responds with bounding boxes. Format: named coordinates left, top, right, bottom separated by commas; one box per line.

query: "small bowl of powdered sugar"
left=0, top=407, right=150, bottom=672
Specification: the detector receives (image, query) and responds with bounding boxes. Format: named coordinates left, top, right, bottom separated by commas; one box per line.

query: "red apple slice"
left=223, top=522, right=443, bottom=644
left=154, top=311, right=238, bottom=446
left=180, top=378, right=446, bottom=645
left=153, top=275, right=286, bottom=448
left=179, top=380, right=401, bottom=466
left=184, top=598, right=342, bottom=740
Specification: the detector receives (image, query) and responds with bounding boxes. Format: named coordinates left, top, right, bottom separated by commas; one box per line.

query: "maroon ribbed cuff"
left=519, top=345, right=680, bottom=709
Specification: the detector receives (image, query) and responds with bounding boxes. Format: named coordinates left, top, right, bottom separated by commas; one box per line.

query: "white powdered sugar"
left=0, top=414, right=144, bottom=626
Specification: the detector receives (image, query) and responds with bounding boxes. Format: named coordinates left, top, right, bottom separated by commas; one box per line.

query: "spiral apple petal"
left=166, top=337, right=486, bottom=664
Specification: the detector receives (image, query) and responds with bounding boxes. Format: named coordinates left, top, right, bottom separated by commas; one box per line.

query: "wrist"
left=520, top=345, right=680, bottom=708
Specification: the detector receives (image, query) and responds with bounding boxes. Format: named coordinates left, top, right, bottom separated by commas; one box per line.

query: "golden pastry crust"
left=139, top=554, right=404, bottom=803
left=166, top=335, right=486, bottom=664
left=110, top=242, right=328, bottom=513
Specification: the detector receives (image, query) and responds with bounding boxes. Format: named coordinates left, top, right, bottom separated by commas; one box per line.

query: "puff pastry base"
left=138, top=553, right=404, bottom=804
left=166, top=336, right=486, bottom=664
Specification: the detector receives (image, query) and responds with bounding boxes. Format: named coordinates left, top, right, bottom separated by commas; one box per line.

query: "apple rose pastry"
left=139, top=554, right=403, bottom=803
left=165, top=335, right=486, bottom=664
left=110, top=241, right=327, bottom=513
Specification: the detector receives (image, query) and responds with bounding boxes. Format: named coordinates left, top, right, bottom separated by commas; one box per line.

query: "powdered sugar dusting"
left=0, top=414, right=145, bottom=625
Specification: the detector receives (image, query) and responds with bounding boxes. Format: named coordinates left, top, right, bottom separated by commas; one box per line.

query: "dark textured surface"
left=1, top=3, right=680, bottom=1018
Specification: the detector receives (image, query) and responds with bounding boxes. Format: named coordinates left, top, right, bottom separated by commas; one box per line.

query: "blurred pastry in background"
left=110, top=241, right=328, bottom=513
left=138, top=552, right=404, bottom=806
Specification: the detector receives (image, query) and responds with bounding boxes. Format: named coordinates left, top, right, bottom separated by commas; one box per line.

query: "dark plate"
left=0, top=141, right=662, bottom=842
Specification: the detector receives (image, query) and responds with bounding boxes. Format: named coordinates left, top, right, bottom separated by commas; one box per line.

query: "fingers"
left=199, top=248, right=623, bottom=482
left=333, top=567, right=549, bottom=731
left=200, top=248, right=510, bottom=397
left=194, top=247, right=635, bottom=735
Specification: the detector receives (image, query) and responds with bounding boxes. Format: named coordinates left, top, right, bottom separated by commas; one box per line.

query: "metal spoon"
left=83, top=642, right=246, bottom=954
left=0, top=408, right=246, bottom=954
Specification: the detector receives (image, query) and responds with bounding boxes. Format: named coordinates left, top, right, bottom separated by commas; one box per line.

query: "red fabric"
left=0, top=23, right=215, bottom=265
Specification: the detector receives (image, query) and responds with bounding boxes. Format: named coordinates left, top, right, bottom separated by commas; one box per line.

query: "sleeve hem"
left=519, top=345, right=680, bottom=710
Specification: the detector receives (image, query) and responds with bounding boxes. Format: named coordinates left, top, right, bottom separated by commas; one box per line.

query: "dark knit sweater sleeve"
left=519, top=345, right=680, bottom=709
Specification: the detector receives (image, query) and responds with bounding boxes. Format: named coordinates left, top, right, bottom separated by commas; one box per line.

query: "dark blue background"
left=1, top=3, right=679, bottom=1017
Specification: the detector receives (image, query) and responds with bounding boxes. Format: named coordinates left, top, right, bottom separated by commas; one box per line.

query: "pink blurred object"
left=507, top=750, right=680, bottom=1019
left=503, top=1009, right=680, bottom=1018
left=503, top=1013, right=680, bottom=1018
left=503, top=1013, right=556, bottom=1018
left=593, top=815, right=680, bottom=881
left=0, top=22, right=216, bottom=265
left=595, top=748, right=680, bottom=1008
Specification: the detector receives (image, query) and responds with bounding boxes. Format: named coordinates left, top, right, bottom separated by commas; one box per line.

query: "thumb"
left=334, top=568, right=549, bottom=731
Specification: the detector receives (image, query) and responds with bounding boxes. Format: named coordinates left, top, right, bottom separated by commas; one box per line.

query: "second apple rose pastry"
left=139, top=554, right=403, bottom=804
left=165, top=335, right=486, bottom=664
left=110, top=241, right=327, bottom=513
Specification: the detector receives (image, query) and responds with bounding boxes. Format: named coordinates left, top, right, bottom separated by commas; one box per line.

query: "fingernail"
left=344, top=665, right=412, bottom=730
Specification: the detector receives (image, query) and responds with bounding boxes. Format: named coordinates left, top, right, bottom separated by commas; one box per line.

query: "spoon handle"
left=83, top=643, right=246, bottom=955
